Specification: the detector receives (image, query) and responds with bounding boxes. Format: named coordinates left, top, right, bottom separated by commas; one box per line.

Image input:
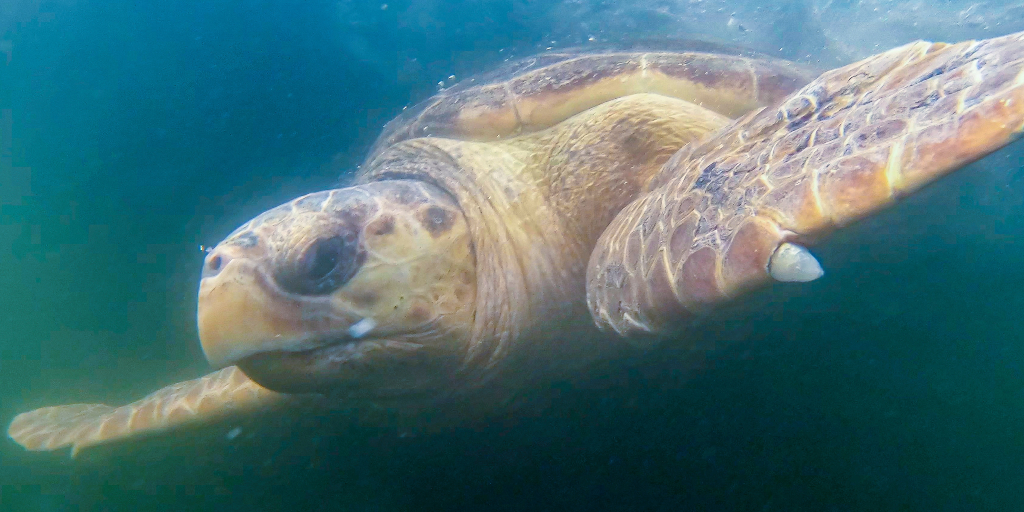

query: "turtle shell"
left=368, top=47, right=818, bottom=159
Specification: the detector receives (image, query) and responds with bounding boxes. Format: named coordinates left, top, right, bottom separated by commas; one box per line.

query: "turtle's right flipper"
left=8, top=366, right=287, bottom=456
left=588, top=31, right=1024, bottom=336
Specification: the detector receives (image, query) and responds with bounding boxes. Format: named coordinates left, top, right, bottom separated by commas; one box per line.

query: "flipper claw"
left=768, top=243, right=825, bottom=283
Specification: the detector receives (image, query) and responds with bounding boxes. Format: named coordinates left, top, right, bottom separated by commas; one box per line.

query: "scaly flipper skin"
left=588, top=32, right=1024, bottom=336
left=7, top=367, right=286, bottom=455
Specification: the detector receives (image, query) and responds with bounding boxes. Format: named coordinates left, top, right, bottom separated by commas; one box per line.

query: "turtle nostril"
left=202, top=252, right=231, bottom=279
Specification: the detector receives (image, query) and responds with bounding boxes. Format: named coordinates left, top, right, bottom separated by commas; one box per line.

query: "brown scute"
left=419, top=206, right=456, bottom=237
left=669, top=190, right=699, bottom=220
left=382, top=181, right=429, bottom=205
left=780, top=95, right=816, bottom=126
left=367, top=215, right=395, bottom=236
left=679, top=246, right=723, bottom=306
left=808, top=141, right=849, bottom=177
left=624, top=229, right=643, bottom=268
left=818, top=146, right=896, bottom=222
left=650, top=53, right=753, bottom=87
left=858, top=118, right=908, bottom=147
left=641, top=256, right=690, bottom=327
left=325, top=194, right=378, bottom=226
left=511, top=60, right=648, bottom=132
left=642, top=222, right=667, bottom=271
left=667, top=212, right=698, bottom=268
left=521, top=55, right=640, bottom=93
left=877, top=80, right=930, bottom=118
left=765, top=151, right=810, bottom=183
left=227, top=231, right=259, bottom=248
left=293, top=191, right=331, bottom=211
left=137, top=400, right=158, bottom=422
left=811, top=116, right=843, bottom=144
left=773, top=125, right=813, bottom=158
left=876, top=45, right=954, bottom=94
left=760, top=177, right=828, bottom=234
left=902, top=83, right=1024, bottom=192
left=721, top=219, right=780, bottom=293
left=601, top=261, right=626, bottom=289
left=969, top=61, right=1024, bottom=99
left=618, top=268, right=639, bottom=320
left=416, top=86, right=519, bottom=140
left=753, top=60, right=819, bottom=104
left=919, top=92, right=962, bottom=124
left=96, top=411, right=127, bottom=438
left=241, top=204, right=291, bottom=232
left=837, top=107, right=869, bottom=139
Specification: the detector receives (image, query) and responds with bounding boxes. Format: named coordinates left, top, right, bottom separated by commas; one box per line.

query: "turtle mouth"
left=197, top=255, right=377, bottom=368
left=235, top=334, right=425, bottom=394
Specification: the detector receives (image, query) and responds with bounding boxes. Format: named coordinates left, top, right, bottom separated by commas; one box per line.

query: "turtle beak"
left=197, top=247, right=336, bottom=368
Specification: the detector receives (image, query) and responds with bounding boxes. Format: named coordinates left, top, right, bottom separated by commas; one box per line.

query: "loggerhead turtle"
left=10, top=31, right=1024, bottom=455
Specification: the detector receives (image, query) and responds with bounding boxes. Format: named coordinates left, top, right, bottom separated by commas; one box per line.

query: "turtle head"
left=197, top=180, right=476, bottom=397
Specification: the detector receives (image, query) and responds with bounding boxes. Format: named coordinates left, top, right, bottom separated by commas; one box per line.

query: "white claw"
left=768, top=242, right=824, bottom=283
left=348, top=317, right=377, bottom=339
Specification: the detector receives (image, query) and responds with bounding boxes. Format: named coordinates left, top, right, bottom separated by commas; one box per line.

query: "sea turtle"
left=10, top=30, right=1024, bottom=456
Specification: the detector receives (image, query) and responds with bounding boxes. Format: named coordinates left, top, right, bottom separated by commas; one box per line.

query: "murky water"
left=4, top=1, right=1024, bottom=510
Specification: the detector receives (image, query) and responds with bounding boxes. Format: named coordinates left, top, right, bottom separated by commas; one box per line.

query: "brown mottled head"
left=197, top=180, right=476, bottom=397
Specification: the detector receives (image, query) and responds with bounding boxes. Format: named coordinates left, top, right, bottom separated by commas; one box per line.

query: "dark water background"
left=4, top=1, right=1024, bottom=510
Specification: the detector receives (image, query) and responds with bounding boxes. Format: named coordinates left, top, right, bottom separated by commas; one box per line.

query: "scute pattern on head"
left=588, top=32, right=1024, bottom=337
left=196, top=179, right=477, bottom=395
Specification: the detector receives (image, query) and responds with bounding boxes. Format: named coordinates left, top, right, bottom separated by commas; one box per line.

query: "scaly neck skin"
left=360, top=94, right=731, bottom=375
left=508, top=93, right=732, bottom=247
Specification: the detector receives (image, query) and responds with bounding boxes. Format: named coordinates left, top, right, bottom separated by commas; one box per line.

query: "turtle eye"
left=279, top=235, right=361, bottom=296
left=304, top=237, right=342, bottom=283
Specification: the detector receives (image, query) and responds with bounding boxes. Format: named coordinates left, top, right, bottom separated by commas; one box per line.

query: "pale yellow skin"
left=10, top=33, right=1024, bottom=455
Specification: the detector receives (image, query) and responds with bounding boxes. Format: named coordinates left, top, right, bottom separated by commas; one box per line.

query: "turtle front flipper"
left=588, top=30, right=1024, bottom=337
left=8, top=367, right=288, bottom=456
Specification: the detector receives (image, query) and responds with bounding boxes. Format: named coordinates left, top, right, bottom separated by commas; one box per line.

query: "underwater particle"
left=727, top=14, right=748, bottom=33
left=226, top=426, right=243, bottom=440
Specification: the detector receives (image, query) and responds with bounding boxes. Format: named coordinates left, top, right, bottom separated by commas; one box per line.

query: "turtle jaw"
left=197, top=255, right=362, bottom=369
left=235, top=337, right=435, bottom=395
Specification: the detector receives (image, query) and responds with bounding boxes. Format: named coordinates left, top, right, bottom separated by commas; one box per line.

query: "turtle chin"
left=236, top=337, right=457, bottom=397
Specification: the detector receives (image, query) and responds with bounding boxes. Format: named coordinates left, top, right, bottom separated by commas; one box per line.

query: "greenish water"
left=5, top=1, right=1024, bottom=510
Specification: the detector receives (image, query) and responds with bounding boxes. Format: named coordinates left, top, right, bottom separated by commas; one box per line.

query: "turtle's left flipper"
left=8, top=366, right=287, bottom=456
left=589, top=31, right=1024, bottom=336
